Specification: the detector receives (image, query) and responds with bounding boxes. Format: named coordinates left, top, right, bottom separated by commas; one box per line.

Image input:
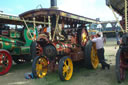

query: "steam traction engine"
left=0, top=13, right=45, bottom=75
left=20, top=8, right=100, bottom=81
left=20, top=0, right=100, bottom=80
left=107, top=0, right=128, bottom=83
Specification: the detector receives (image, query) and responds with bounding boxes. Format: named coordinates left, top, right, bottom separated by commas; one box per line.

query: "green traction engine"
left=0, top=14, right=39, bottom=75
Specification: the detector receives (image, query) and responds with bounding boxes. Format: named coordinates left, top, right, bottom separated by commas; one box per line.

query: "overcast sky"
left=0, top=0, right=120, bottom=21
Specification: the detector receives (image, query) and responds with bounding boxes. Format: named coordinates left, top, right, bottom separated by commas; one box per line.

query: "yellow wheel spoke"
left=63, top=66, right=67, bottom=73
left=63, top=58, right=73, bottom=80
left=35, top=57, right=48, bottom=78
left=64, top=61, right=68, bottom=66
left=59, top=57, right=74, bottom=81
left=91, top=43, right=99, bottom=69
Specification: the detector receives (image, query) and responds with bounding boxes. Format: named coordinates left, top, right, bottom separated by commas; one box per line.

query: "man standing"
left=92, top=32, right=110, bottom=69
left=115, top=30, right=120, bottom=45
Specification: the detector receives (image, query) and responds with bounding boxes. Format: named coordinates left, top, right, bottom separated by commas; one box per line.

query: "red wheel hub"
left=0, top=50, right=12, bottom=75
left=36, top=44, right=43, bottom=56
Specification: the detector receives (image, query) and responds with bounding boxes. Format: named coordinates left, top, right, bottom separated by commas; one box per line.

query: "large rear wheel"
left=84, top=40, right=99, bottom=69
left=32, top=56, right=48, bottom=78
left=0, top=50, right=12, bottom=75
left=116, top=49, right=125, bottom=83
left=58, top=56, right=73, bottom=81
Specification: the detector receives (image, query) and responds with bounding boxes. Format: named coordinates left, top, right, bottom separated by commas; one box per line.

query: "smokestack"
left=51, top=0, right=58, bottom=9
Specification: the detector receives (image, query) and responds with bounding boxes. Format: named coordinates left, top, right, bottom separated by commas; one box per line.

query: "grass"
left=0, top=38, right=128, bottom=85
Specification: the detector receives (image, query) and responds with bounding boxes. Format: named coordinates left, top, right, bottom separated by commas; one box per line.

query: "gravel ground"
left=0, top=38, right=128, bottom=85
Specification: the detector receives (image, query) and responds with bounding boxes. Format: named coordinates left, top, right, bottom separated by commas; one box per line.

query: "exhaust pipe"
left=51, top=0, right=58, bottom=9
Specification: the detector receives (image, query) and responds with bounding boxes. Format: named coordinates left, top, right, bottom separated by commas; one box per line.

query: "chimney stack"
left=51, top=0, right=58, bottom=9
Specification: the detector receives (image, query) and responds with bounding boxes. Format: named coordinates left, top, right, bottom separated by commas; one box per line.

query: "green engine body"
left=0, top=26, right=38, bottom=56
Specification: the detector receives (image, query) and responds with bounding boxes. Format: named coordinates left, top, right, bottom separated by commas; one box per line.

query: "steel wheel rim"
left=62, top=58, right=73, bottom=80
left=91, top=43, right=99, bottom=69
left=36, top=57, right=48, bottom=78
left=0, top=51, right=12, bottom=75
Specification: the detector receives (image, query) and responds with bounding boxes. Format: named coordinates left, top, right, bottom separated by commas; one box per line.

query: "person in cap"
left=91, top=32, right=110, bottom=69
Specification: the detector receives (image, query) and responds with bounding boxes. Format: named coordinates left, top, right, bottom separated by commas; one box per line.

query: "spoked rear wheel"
left=58, top=56, right=73, bottom=81
left=0, top=50, right=12, bottom=75
left=32, top=56, right=48, bottom=78
left=116, top=49, right=125, bottom=83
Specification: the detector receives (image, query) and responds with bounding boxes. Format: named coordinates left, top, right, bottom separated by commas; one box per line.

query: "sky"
left=0, top=0, right=120, bottom=21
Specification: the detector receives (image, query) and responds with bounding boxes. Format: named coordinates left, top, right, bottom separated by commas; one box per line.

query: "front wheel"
left=0, top=50, right=12, bottom=75
left=58, top=56, right=73, bottom=81
left=32, top=56, right=48, bottom=78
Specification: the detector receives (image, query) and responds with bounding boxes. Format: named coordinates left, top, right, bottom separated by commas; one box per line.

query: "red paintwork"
left=120, top=52, right=128, bottom=68
left=37, top=34, right=49, bottom=43
left=37, top=28, right=89, bottom=72
left=47, top=41, right=84, bottom=71
left=52, top=41, right=72, bottom=54
left=118, top=51, right=128, bottom=81
left=36, top=44, right=43, bottom=56
left=120, top=67, right=125, bottom=80
left=51, top=41, right=84, bottom=61
left=2, top=30, right=9, bottom=35
left=0, top=50, right=12, bottom=75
